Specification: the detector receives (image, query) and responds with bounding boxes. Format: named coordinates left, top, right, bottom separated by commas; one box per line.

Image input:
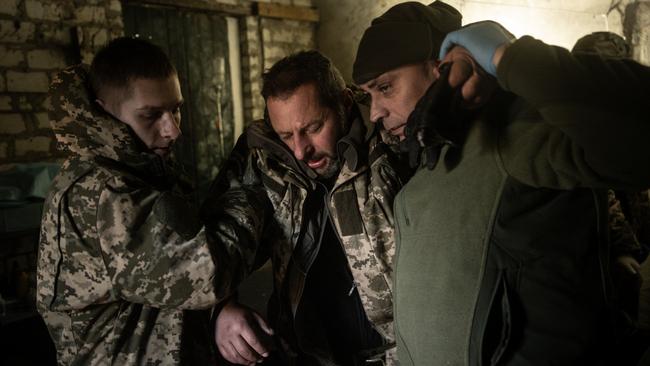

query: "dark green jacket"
left=393, top=36, right=650, bottom=365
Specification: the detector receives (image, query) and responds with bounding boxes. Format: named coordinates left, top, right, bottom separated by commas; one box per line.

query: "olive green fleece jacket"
left=393, top=36, right=650, bottom=366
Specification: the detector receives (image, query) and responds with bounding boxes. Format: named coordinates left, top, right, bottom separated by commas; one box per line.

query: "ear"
left=343, top=87, right=354, bottom=113
left=95, top=98, right=107, bottom=110
left=94, top=96, right=123, bottom=122
left=432, top=59, right=442, bottom=79
left=95, top=97, right=116, bottom=117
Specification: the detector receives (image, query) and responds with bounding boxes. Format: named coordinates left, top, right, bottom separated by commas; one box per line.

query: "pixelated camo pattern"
left=47, top=64, right=142, bottom=162
left=212, top=117, right=404, bottom=365
left=38, top=65, right=266, bottom=365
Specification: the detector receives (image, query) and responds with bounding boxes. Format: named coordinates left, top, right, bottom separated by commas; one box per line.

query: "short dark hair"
left=262, top=50, right=346, bottom=122
left=89, top=37, right=176, bottom=100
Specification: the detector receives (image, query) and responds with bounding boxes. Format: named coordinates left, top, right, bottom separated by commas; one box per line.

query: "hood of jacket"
left=48, top=65, right=165, bottom=173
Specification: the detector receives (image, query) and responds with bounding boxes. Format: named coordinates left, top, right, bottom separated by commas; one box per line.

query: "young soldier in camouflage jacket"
left=203, top=51, right=407, bottom=365
left=37, top=38, right=267, bottom=365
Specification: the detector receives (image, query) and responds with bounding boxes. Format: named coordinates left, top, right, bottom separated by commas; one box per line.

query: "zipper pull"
left=348, top=281, right=360, bottom=296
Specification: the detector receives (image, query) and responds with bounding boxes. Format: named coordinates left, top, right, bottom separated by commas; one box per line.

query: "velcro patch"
left=333, top=189, right=364, bottom=236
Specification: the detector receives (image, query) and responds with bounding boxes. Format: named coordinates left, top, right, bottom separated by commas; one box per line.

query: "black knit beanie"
left=353, top=1, right=462, bottom=85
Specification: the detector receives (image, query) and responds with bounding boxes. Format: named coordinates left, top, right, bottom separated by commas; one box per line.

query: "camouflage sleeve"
left=608, top=189, right=642, bottom=259
left=373, top=160, right=403, bottom=282
left=97, top=175, right=219, bottom=309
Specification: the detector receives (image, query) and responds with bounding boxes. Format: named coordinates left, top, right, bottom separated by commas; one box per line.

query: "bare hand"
left=437, top=45, right=499, bottom=109
left=616, top=255, right=642, bottom=275
left=215, top=300, right=275, bottom=365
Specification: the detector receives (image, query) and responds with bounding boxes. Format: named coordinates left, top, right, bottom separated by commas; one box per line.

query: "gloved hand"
left=439, top=45, right=498, bottom=109
left=439, top=21, right=515, bottom=76
left=401, top=63, right=462, bottom=170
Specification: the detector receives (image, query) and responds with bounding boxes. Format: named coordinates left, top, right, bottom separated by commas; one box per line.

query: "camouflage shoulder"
left=49, top=64, right=92, bottom=117
left=47, top=158, right=111, bottom=195
left=93, top=159, right=158, bottom=194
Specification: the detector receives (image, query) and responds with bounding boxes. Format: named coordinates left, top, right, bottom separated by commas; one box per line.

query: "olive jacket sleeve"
left=495, top=36, right=650, bottom=190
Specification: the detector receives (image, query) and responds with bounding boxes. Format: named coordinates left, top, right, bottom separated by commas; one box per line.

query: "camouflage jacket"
left=37, top=65, right=268, bottom=365
left=608, top=189, right=650, bottom=262
left=204, top=103, right=406, bottom=365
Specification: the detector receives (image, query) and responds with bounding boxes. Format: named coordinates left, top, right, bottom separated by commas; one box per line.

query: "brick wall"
left=0, top=0, right=123, bottom=164
left=239, top=15, right=265, bottom=124
left=240, top=0, right=317, bottom=122
left=0, top=0, right=317, bottom=164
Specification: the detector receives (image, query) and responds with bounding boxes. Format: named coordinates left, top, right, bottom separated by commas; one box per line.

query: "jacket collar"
left=246, top=119, right=317, bottom=180
left=337, top=103, right=369, bottom=172
left=49, top=65, right=173, bottom=184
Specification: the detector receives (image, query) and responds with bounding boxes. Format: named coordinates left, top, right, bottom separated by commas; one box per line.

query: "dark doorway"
left=123, top=3, right=236, bottom=197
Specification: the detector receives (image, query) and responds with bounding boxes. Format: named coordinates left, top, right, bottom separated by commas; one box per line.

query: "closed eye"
left=378, top=83, right=391, bottom=94
left=142, top=112, right=162, bottom=122
left=306, top=121, right=323, bottom=134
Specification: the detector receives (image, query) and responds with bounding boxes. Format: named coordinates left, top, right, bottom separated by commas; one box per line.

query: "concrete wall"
left=315, top=0, right=648, bottom=82
left=0, top=0, right=317, bottom=165
left=625, top=1, right=650, bottom=64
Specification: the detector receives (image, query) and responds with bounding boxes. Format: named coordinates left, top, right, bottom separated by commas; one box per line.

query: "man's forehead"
left=270, top=107, right=328, bottom=133
left=131, top=76, right=178, bottom=93
left=361, top=71, right=392, bottom=91
left=361, top=62, right=432, bottom=91
left=135, top=100, right=183, bottom=111
left=131, top=96, right=183, bottom=110
left=268, top=87, right=328, bottom=126
left=129, top=78, right=182, bottom=107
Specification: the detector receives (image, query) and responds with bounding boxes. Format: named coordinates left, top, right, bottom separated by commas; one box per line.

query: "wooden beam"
left=253, top=2, right=319, bottom=22
left=122, top=0, right=252, bottom=16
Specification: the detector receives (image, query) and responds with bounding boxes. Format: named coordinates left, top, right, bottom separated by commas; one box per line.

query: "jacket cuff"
left=496, top=35, right=538, bottom=91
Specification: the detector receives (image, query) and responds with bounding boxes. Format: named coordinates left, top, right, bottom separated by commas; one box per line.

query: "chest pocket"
left=333, top=187, right=364, bottom=236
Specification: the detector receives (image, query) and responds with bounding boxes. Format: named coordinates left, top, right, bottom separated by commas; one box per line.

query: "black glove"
left=401, top=62, right=463, bottom=170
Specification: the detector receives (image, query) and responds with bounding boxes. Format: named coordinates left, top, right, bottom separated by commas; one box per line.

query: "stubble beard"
left=316, top=156, right=341, bottom=180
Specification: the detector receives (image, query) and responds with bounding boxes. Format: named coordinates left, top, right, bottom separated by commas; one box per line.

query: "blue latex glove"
left=439, top=21, right=515, bottom=76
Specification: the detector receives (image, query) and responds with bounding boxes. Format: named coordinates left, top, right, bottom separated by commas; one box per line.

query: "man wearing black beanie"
left=354, top=2, right=650, bottom=365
